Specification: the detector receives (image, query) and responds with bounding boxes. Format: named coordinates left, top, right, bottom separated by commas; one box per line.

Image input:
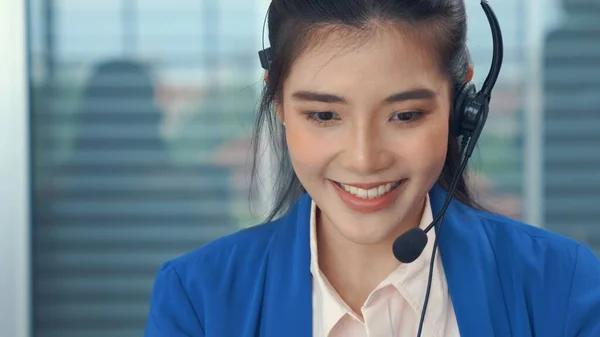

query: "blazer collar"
left=431, top=184, right=509, bottom=336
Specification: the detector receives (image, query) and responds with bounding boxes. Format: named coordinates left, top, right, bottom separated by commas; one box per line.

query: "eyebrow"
left=291, top=88, right=437, bottom=104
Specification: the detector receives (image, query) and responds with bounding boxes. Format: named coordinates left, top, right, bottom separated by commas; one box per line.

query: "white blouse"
left=309, top=194, right=461, bottom=337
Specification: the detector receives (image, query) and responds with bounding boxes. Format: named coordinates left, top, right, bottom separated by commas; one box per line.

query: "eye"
left=389, top=111, right=422, bottom=123
left=311, top=111, right=337, bottom=121
left=305, top=111, right=340, bottom=125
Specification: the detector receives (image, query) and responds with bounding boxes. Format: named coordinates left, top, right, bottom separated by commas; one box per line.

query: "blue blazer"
left=144, top=184, right=600, bottom=336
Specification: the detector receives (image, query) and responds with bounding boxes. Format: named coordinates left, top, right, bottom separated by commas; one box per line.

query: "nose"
left=340, top=122, right=393, bottom=175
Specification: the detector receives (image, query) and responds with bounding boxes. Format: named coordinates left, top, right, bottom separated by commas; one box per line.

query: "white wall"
left=0, top=0, right=31, bottom=336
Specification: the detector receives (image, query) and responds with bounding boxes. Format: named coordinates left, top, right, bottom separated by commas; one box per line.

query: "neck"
left=316, top=198, right=426, bottom=315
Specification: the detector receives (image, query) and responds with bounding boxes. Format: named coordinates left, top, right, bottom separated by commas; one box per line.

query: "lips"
left=329, top=179, right=406, bottom=213
left=334, top=181, right=401, bottom=199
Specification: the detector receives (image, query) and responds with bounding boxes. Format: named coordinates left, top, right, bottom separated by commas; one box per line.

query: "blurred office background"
left=1, top=0, right=599, bottom=336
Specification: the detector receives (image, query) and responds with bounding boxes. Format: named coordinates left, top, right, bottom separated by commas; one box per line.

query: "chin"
left=338, top=222, right=400, bottom=246
left=324, top=200, right=410, bottom=246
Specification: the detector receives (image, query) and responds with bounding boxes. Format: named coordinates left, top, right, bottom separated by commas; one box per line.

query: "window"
left=28, top=0, right=267, bottom=335
left=3, top=0, right=594, bottom=335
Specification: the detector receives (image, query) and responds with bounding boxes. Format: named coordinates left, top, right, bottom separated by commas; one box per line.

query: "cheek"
left=403, top=116, right=449, bottom=175
left=285, top=127, right=313, bottom=166
left=283, top=112, right=330, bottom=173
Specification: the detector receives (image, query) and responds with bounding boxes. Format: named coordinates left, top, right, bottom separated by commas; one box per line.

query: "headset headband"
left=258, top=0, right=503, bottom=97
left=479, top=0, right=503, bottom=98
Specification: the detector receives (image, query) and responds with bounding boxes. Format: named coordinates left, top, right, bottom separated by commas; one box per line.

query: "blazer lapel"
left=430, top=184, right=511, bottom=337
left=260, top=193, right=313, bottom=337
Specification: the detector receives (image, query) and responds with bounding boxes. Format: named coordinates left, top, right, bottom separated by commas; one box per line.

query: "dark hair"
left=250, top=0, right=480, bottom=221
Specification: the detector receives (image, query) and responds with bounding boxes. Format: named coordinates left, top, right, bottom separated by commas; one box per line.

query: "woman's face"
left=280, top=25, right=451, bottom=246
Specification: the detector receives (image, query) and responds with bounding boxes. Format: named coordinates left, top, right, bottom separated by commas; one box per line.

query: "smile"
left=333, top=181, right=401, bottom=199
left=330, top=179, right=406, bottom=213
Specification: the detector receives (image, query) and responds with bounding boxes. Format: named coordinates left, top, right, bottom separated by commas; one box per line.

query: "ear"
left=264, top=70, right=269, bottom=84
left=465, top=64, right=474, bottom=83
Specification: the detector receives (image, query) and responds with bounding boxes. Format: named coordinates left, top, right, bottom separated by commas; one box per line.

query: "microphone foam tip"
left=392, top=228, right=428, bottom=263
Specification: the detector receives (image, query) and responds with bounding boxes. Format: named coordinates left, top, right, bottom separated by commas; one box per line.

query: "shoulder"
left=144, top=218, right=288, bottom=336
left=165, top=217, right=284, bottom=285
left=462, top=205, right=600, bottom=273
left=465, top=206, right=600, bottom=333
left=470, top=207, right=593, bottom=266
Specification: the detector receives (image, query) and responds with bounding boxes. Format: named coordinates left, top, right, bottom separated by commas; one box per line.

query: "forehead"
left=285, top=25, right=449, bottom=98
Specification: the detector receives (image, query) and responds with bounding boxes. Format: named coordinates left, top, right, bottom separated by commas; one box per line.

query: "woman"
left=144, top=0, right=600, bottom=336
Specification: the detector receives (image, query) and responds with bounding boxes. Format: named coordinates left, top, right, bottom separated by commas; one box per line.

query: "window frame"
left=0, top=0, right=32, bottom=336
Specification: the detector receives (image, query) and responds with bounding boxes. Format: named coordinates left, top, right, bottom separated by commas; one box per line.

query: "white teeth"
left=339, top=182, right=400, bottom=199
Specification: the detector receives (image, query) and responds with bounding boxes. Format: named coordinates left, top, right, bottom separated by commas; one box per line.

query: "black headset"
left=450, top=0, right=503, bottom=158
left=257, top=1, right=503, bottom=336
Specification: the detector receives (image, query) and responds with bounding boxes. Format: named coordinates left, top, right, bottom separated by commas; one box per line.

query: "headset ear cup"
left=451, top=82, right=477, bottom=137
